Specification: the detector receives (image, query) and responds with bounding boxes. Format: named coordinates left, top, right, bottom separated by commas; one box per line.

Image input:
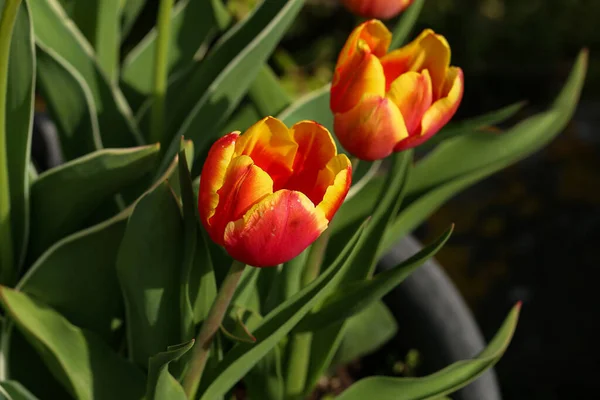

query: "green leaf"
left=4, top=0, right=35, bottom=272
left=390, top=0, right=425, bottom=50
left=120, top=0, right=146, bottom=39
left=336, top=303, right=522, bottom=400
left=147, top=340, right=195, bottom=400
left=0, top=287, right=146, bottom=400
left=197, top=221, right=370, bottom=400
left=295, top=226, right=452, bottom=333
left=0, top=380, right=39, bottom=400
left=333, top=301, right=398, bottom=366
left=72, top=0, right=121, bottom=82
left=244, top=344, right=285, bottom=400
left=16, top=209, right=130, bottom=342
left=29, top=0, right=142, bottom=147
left=36, top=43, right=101, bottom=160
left=116, top=181, right=184, bottom=368
left=248, top=65, right=292, bottom=116
left=27, top=144, right=160, bottom=261
left=158, top=0, right=304, bottom=173
left=121, top=0, right=231, bottom=106
left=220, top=101, right=261, bottom=136
left=383, top=50, right=588, bottom=250
left=424, top=101, right=526, bottom=149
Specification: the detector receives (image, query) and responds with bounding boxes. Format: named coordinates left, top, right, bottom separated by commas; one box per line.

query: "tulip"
left=199, top=117, right=352, bottom=267
left=341, top=0, right=414, bottom=20
left=330, top=20, right=464, bottom=161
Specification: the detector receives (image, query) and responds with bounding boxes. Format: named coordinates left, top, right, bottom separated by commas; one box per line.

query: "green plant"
left=0, top=0, right=587, bottom=399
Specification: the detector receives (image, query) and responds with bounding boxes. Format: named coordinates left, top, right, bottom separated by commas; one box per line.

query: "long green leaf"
left=29, top=0, right=142, bottom=147
left=389, top=0, right=425, bottom=50
left=147, top=340, right=195, bottom=400
left=158, top=0, right=304, bottom=173
left=17, top=208, right=130, bottom=342
left=197, top=221, right=369, bottom=400
left=27, top=144, right=160, bottom=261
left=116, top=181, right=184, bottom=368
left=296, top=226, right=452, bottom=333
left=120, top=0, right=145, bottom=39
left=0, top=287, right=146, bottom=399
left=0, top=380, right=39, bottom=399
left=121, top=0, right=230, bottom=105
left=36, top=43, right=101, bottom=160
left=4, top=0, right=35, bottom=274
left=72, top=0, right=120, bottom=81
left=383, top=50, right=588, bottom=249
left=336, top=303, right=521, bottom=400
left=333, top=301, right=397, bottom=366
left=248, top=65, right=292, bottom=116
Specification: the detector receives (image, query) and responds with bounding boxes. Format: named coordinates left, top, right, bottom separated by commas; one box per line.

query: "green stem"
left=182, top=259, right=246, bottom=399
left=0, top=0, right=21, bottom=285
left=149, top=0, right=174, bottom=148
left=285, top=229, right=332, bottom=398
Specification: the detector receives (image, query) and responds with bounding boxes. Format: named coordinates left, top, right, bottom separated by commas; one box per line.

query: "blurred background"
left=124, top=0, right=600, bottom=398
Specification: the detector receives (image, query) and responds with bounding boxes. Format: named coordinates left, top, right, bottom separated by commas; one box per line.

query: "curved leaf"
left=248, top=66, right=292, bottom=116
left=116, top=181, right=184, bottom=368
left=120, top=0, right=146, bottom=39
left=36, top=43, right=101, bottom=160
left=390, top=0, right=425, bottom=50
left=121, top=0, right=230, bottom=105
left=17, top=209, right=130, bottom=342
left=147, top=340, right=195, bottom=400
left=0, top=380, right=38, bottom=400
left=29, top=0, right=142, bottom=147
left=158, top=0, right=304, bottom=173
left=28, top=144, right=160, bottom=261
left=336, top=303, right=521, bottom=400
left=4, top=0, right=35, bottom=273
left=0, top=287, right=145, bottom=400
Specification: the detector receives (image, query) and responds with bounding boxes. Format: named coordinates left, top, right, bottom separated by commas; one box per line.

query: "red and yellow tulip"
left=341, top=0, right=414, bottom=20
left=330, top=20, right=464, bottom=161
left=198, top=117, right=352, bottom=267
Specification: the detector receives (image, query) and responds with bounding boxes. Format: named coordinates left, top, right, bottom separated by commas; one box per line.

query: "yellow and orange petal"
left=208, top=155, right=273, bottom=246
left=234, top=116, right=298, bottom=189
left=395, top=67, right=464, bottom=151
left=223, top=190, right=328, bottom=267
left=386, top=70, right=433, bottom=135
left=342, top=0, right=414, bottom=20
left=380, top=29, right=450, bottom=97
left=315, top=155, right=352, bottom=221
left=335, top=19, right=391, bottom=70
left=334, top=94, right=408, bottom=161
left=285, top=121, right=337, bottom=204
left=331, top=52, right=386, bottom=114
left=198, top=133, right=238, bottom=225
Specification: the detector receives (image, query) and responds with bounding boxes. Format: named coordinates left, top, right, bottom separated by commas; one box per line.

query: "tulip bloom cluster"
left=341, top=0, right=414, bottom=20
left=331, top=20, right=464, bottom=161
left=199, top=117, right=352, bottom=267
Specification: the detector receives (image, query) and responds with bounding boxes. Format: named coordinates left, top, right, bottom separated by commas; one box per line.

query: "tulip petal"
left=208, top=155, right=274, bottom=245
left=199, top=133, right=238, bottom=225
left=331, top=52, right=386, bottom=114
left=395, top=67, right=464, bottom=151
left=224, top=190, right=328, bottom=267
left=380, top=29, right=450, bottom=97
left=386, top=70, right=433, bottom=135
left=335, top=19, right=391, bottom=68
left=334, top=94, right=408, bottom=161
left=234, top=116, right=298, bottom=189
left=315, top=154, right=353, bottom=221
left=342, top=0, right=414, bottom=20
left=285, top=120, right=337, bottom=204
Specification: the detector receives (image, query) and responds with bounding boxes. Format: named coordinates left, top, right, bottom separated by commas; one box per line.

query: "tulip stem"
left=285, top=228, right=332, bottom=398
left=0, top=0, right=22, bottom=285
left=149, top=0, right=174, bottom=148
left=182, top=259, right=246, bottom=398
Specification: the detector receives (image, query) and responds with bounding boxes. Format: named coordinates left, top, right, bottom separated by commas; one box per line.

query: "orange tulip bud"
left=341, top=0, right=414, bottom=20
left=331, top=20, right=464, bottom=161
left=198, top=117, right=352, bottom=267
